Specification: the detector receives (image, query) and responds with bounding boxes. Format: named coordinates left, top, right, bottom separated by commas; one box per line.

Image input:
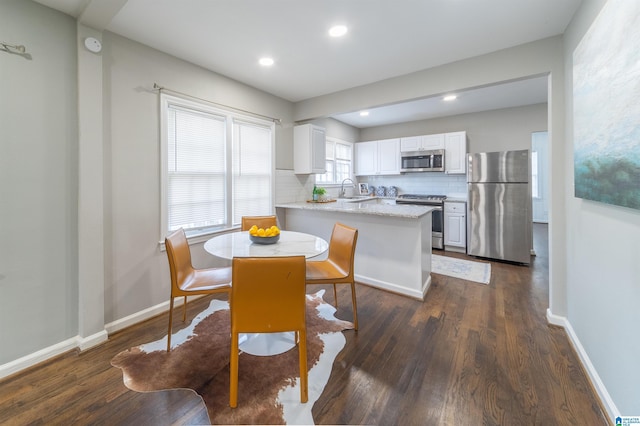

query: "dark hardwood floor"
left=0, top=224, right=610, bottom=425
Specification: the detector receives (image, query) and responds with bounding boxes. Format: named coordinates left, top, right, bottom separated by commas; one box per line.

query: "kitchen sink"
left=336, top=196, right=376, bottom=203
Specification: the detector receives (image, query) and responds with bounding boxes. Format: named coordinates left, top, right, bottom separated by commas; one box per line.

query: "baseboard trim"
left=0, top=329, right=107, bottom=380
left=104, top=295, right=202, bottom=335
left=546, top=308, right=618, bottom=422
left=0, top=296, right=207, bottom=380
left=78, top=330, right=109, bottom=351
left=0, top=337, right=77, bottom=380
left=105, top=299, right=172, bottom=335
left=355, top=274, right=426, bottom=301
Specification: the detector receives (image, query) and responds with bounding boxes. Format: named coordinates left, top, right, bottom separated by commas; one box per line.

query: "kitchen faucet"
left=340, top=178, right=354, bottom=198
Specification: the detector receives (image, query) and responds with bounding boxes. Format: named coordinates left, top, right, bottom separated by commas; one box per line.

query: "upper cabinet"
left=444, top=131, right=467, bottom=174
left=355, top=141, right=377, bottom=176
left=359, top=131, right=466, bottom=175
left=401, top=131, right=467, bottom=174
left=355, top=138, right=401, bottom=176
left=378, top=139, right=401, bottom=174
left=294, top=124, right=326, bottom=174
left=400, top=133, right=444, bottom=152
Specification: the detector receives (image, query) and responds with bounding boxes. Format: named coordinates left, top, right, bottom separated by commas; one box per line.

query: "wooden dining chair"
left=240, top=215, right=278, bottom=231
left=229, top=256, right=308, bottom=408
left=305, top=223, right=359, bottom=330
left=164, top=228, right=232, bottom=352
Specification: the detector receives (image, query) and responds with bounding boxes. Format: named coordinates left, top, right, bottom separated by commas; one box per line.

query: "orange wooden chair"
left=240, top=215, right=278, bottom=231
left=229, top=256, right=308, bottom=408
left=305, top=223, right=359, bottom=330
left=164, top=228, right=232, bottom=352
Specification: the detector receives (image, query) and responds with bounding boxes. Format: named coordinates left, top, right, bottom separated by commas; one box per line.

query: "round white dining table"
left=203, top=230, right=328, bottom=260
left=203, top=230, right=329, bottom=356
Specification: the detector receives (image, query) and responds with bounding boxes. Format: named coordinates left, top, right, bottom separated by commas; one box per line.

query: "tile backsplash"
left=275, top=169, right=315, bottom=203
left=364, top=173, right=467, bottom=198
left=275, top=169, right=468, bottom=203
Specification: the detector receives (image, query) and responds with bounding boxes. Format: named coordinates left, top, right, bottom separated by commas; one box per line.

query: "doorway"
left=531, top=131, right=549, bottom=223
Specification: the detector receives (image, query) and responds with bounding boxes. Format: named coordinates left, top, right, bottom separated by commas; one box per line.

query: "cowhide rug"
left=111, top=290, right=353, bottom=425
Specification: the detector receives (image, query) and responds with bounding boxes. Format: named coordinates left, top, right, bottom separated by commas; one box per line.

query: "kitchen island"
left=276, top=199, right=435, bottom=300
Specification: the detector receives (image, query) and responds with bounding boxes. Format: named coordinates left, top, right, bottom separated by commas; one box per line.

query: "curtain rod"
left=153, top=83, right=282, bottom=125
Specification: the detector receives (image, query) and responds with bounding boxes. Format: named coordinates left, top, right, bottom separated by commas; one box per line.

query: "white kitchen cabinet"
left=378, top=138, right=401, bottom=174
left=355, top=141, right=377, bottom=175
left=400, top=134, right=445, bottom=152
left=355, top=138, right=400, bottom=176
left=294, top=124, right=326, bottom=174
left=444, top=201, right=466, bottom=253
left=399, top=136, right=421, bottom=152
left=444, top=131, right=467, bottom=174
left=423, top=133, right=445, bottom=150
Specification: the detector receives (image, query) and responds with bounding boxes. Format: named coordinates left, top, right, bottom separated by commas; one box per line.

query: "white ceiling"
left=332, top=76, right=549, bottom=127
left=35, top=0, right=580, bottom=127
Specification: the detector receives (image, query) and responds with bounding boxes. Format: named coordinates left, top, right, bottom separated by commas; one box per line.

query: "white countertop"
left=276, top=200, right=435, bottom=219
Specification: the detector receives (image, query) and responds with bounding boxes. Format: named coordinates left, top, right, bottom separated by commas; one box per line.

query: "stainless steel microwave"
left=400, top=149, right=445, bottom=172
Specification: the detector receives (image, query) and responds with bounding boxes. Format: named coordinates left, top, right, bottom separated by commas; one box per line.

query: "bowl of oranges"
left=248, top=225, right=281, bottom=244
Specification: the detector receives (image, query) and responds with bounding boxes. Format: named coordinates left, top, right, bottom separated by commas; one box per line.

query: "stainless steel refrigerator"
left=467, top=150, right=532, bottom=264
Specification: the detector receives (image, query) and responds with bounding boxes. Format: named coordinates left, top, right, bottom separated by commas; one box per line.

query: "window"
left=316, top=137, right=353, bottom=184
left=531, top=150, right=539, bottom=199
left=161, top=94, right=274, bottom=239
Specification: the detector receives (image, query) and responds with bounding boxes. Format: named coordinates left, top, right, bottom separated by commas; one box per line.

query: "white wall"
left=103, top=32, right=295, bottom=323
left=360, top=103, right=547, bottom=154
left=563, top=0, right=640, bottom=416
left=294, top=37, right=569, bottom=327
left=0, top=0, right=78, bottom=364
left=0, top=1, right=297, bottom=370
left=353, top=104, right=546, bottom=197
left=313, top=117, right=360, bottom=143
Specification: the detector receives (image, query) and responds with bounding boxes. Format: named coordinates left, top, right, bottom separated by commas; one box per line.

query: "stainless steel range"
left=396, top=194, right=446, bottom=249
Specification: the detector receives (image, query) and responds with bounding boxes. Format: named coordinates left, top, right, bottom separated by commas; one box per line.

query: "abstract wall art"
left=573, top=0, right=640, bottom=210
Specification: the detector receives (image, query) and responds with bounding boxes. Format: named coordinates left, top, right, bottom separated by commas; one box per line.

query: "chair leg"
left=182, top=295, right=187, bottom=321
left=350, top=281, right=358, bottom=331
left=230, top=331, right=239, bottom=408
left=333, top=283, right=339, bottom=308
left=167, top=297, right=175, bottom=352
left=298, top=329, right=308, bottom=403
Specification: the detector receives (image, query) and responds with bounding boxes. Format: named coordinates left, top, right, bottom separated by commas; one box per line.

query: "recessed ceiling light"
left=259, top=57, right=274, bottom=67
left=359, top=111, right=369, bottom=117
left=329, top=25, right=348, bottom=37
left=443, top=95, right=457, bottom=101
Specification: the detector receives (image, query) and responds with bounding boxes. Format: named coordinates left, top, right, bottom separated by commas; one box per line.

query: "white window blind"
left=161, top=94, right=274, bottom=238
left=167, top=106, right=227, bottom=231
left=335, top=141, right=352, bottom=183
left=232, top=119, right=273, bottom=224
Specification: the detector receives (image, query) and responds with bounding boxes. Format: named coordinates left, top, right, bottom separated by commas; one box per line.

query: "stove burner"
left=398, top=194, right=447, bottom=202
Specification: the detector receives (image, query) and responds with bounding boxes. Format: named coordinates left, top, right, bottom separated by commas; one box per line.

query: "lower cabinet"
left=444, top=201, right=466, bottom=253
